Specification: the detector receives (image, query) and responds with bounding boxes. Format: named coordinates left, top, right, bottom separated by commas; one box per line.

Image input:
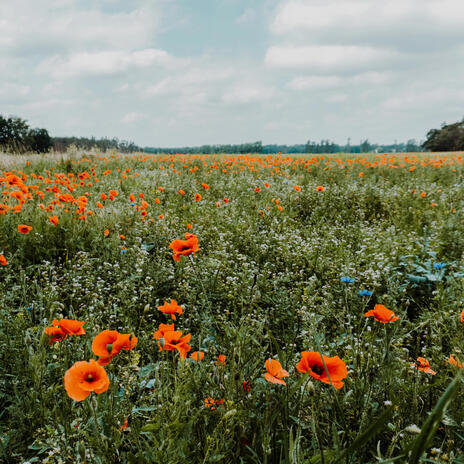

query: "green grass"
left=0, top=151, right=464, bottom=463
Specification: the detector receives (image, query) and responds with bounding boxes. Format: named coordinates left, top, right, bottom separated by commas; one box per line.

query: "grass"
left=0, top=150, right=464, bottom=463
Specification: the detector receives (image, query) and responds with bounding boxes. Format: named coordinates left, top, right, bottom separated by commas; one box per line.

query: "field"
left=1, top=151, right=464, bottom=463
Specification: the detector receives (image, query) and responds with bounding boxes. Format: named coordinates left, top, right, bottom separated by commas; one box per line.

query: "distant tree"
left=0, top=115, right=30, bottom=151
left=422, top=119, right=464, bottom=151
left=405, top=139, right=419, bottom=153
left=360, top=139, right=371, bottom=153
left=28, top=128, right=52, bottom=153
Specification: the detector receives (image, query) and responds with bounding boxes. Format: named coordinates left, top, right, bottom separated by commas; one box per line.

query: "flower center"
left=179, top=245, right=191, bottom=252
left=311, top=364, right=324, bottom=375
left=86, top=374, right=94, bottom=382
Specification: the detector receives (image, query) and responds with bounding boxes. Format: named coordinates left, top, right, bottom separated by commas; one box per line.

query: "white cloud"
left=36, top=49, right=176, bottom=79
left=122, top=112, right=145, bottom=124
left=266, top=45, right=400, bottom=70
left=222, top=84, right=276, bottom=104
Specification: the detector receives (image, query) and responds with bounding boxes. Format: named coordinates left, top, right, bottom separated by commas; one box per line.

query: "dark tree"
left=28, top=128, right=52, bottom=153
left=422, top=119, right=464, bottom=151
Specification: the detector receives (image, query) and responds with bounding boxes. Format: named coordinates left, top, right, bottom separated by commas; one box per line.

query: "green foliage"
left=423, top=119, right=464, bottom=152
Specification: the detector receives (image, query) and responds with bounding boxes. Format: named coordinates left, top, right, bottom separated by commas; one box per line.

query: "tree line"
left=2, top=114, right=464, bottom=154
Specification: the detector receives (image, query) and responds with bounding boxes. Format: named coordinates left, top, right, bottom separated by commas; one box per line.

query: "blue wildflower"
left=433, top=262, right=445, bottom=270
left=121, top=249, right=128, bottom=254
left=358, top=289, right=373, bottom=296
left=340, top=276, right=355, bottom=283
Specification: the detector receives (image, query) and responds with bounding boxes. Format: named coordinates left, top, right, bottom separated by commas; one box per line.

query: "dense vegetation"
left=0, top=151, right=464, bottom=463
left=423, top=119, right=464, bottom=152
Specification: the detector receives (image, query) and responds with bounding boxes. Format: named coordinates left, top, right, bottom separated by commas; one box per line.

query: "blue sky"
left=1, top=0, right=464, bottom=147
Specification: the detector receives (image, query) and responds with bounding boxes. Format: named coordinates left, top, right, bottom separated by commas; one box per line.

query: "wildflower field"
left=2, top=151, right=464, bottom=463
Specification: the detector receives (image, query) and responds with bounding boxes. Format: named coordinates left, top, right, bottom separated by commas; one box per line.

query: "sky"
left=1, top=0, right=464, bottom=147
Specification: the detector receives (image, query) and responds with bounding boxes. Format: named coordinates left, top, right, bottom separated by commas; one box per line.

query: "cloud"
left=122, top=112, right=145, bottom=124
left=36, top=48, right=177, bottom=79
left=266, top=45, right=400, bottom=70
left=222, top=84, right=276, bottom=104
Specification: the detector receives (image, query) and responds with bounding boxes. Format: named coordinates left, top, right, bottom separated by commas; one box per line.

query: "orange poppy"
left=223, top=198, right=229, bottom=204
left=64, top=359, right=110, bottom=401
left=296, top=351, right=348, bottom=389
left=158, top=300, right=183, bottom=320
left=178, top=189, right=185, bottom=195
left=204, top=397, right=224, bottom=410
left=169, top=234, right=199, bottom=262
left=52, top=318, right=86, bottom=336
left=44, top=326, right=67, bottom=344
left=49, top=215, right=59, bottom=226
left=316, top=186, right=325, bottom=192
left=194, top=193, right=202, bottom=201
left=460, top=308, right=464, bottom=324
left=159, top=330, right=191, bottom=358
left=293, top=185, right=301, bottom=192
left=264, top=359, right=289, bottom=386
left=364, top=304, right=399, bottom=323
left=0, top=255, right=7, bottom=266
left=447, top=354, right=463, bottom=368
left=190, top=351, right=205, bottom=361
left=92, top=330, right=138, bottom=365
left=154, top=323, right=175, bottom=339
left=263, top=182, right=270, bottom=188
left=412, top=357, right=436, bottom=375
left=217, top=354, right=226, bottom=366
left=104, top=229, right=110, bottom=237
left=254, top=187, right=261, bottom=193
left=201, top=183, right=210, bottom=190
left=18, top=224, right=32, bottom=234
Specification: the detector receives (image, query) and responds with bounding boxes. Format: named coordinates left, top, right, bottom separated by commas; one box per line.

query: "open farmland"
left=1, top=151, right=464, bottom=463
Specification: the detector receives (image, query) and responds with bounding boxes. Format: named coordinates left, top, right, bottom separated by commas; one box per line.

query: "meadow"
left=1, top=150, right=464, bottom=463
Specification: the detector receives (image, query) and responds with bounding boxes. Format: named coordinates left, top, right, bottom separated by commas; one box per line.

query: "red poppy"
left=64, top=359, right=110, bottom=401
left=154, top=323, right=175, bottom=339
left=49, top=215, right=59, bottom=226
left=296, top=351, right=348, bottom=389
left=190, top=351, right=205, bottom=361
left=364, top=304, right=399, bottom=323
left=447, top=354, right=463, bottom=369
left=316, top=186, right=325, bottom=192
left=158, top=300, right=183, bottom=320
left=178, top=189, right=185, bottom=195
left=201, top=183, right=210, bottom=190
left=242, top=380, right=251, bottom=392
left=159, top=330, right=191, bottom=358
left=217, top=354, right=226, bottom=366
left=53, top=318, right=86, bottom=336
left=204, top=397, right=224, bottom=410
left=460, top=308, right=464, bottom=324
left=169, top=234, right=199, bottom=262
left=293, top=185, right=301, bottom=192
left=264, top=359, right=289, bottom=386
left=412, top=357, right=436, bottom=375
left=18, top=224, right=32, bottom=234
left=92, top=330, right=138, bottom=365
left=194, top=193, right=202, bottom=201
left=44, top=326, right=67, bottom=344
left=0, top=255, right=7, bottom=266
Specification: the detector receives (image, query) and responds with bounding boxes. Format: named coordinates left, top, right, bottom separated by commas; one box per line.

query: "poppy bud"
left=106, top=343, right=113, bottom=355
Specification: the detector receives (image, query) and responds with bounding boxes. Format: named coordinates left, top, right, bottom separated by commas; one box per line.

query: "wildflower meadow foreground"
left=1, top=151, right=464, bottom=463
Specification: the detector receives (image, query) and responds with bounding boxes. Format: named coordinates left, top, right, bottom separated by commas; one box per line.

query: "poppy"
left=158, top=300, right=183, bottom=320
left=169, top=234, right=199, bottom=262
left=263, top=182, right=270, bottom=188
left=159, top=330, right=191, bottom=358
left=154, top=323, right=175, bottom=340
left=190, top=351, right=205, bottom=361
left=18, top=224, right=32, bottom=234
left=264, top=359, right=289, bottom=386
left=44, top=326, right=67, bottom=344
left=104, top=229, right=110, bottom=237
left=217, top=354, right=226, bottom=366
left=364, top=304, right=399, bottom=323
left=194, top=193, right=202, bottom=201
left=204, top=397, right=224, bottom=410
left=223, top=198, right=229, bottom=204
left=178, top=189, right=185, bottom=195
left=49, top=215, right=59, bottom=226
left=64, top=359, right=110, bottom=401
left=201, top=183, right=210, bottom=190
left=447, top=354, right=463, bottom=368
left=53, top=318, right=86, bottom=336
left=316, top=186, right=325, bottom=192
left=0, top=255, right=7, bottom=266
left=412, top=357, right=436, bottom=375
left=254, top=187, right=261, bottom=193
left=296, top=351, right=348, bottom=389
left=293, top=185, right=301, bottom=192
left=92, top=330, right=138, bottom=365
left=242, top=381, right=251, bottom=393
left=460, top=308, right=464, bottom=324
left=186, top=223, right=193, bottom=229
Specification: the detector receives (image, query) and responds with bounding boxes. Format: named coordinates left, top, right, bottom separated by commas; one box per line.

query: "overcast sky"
left=2, top=0, right=464, bottom=147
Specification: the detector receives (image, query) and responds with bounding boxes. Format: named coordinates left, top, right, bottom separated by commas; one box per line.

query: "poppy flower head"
left=158, top=300, right=183, bottom=320
left=49, top=215, right=59, bottom=226
left=217, top=354, right=226, bottom=366
left=194, top=193, right=202, bottom=201
left=18, top=224, right=32, bottom=234
left=169, top=234, right=199, bottom=262
left=293, top=185, right=301, bottom=192
left=460, top=308, right=464, bottom=324
left=364, top=304, right=399, bottom=323
left=296, top=351, right=348, bottom=389
left=44, top=326, right=67, bottom=344
left=64, top=359, right=110, bottom=401
left=0, top=254, right=7, bottom=266
left=204, top=397, right=224, bottom=411
left=190, top=351, right=205, bottom=361
left=316, top=186, right=325, bottom=192
left=53, top=318, right=86, bottom=336
left=412, top=357, right=436, bottom=375
left=447, top=354, right=463, bottom=369
left=264, top=359, right=289, bottom=386
left=201, top=183, right=210, bottom=190
left=154, top=323, right=175, bottom=340
left=92, top=330, right=138, bottom=365
left=160, top=330, right=191, bottom=358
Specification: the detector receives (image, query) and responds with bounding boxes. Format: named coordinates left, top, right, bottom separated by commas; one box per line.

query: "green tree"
left=423, top=119, right=464, bottom=151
